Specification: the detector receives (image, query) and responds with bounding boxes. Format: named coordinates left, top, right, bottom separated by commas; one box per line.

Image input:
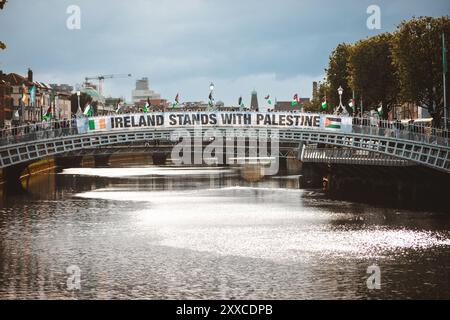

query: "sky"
left=0, top=0, right=449, bottom=105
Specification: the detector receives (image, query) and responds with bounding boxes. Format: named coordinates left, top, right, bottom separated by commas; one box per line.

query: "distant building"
left=0, top=69, right=72, bottom=123
left=250, top=90, right=258, bottom=110
left=49, top=83, right=73, bottom=94
left=0, top=70, right=13, bottom=128
left=182, top=101, right=209, bottom=111
left=132, top=77, right=163, bottom=104
left=388, top=102, right=431, bottom=121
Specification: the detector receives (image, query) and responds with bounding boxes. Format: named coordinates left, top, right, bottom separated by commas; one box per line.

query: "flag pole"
left=443, top=32, right=448, bottom=132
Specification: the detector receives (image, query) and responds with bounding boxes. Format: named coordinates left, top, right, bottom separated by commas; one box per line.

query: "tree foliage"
left=323, top=16, right=449, bottom=125
left=310, top=81, right=331, bottom=112
left=326, top=43, right=352, bottom=110
left=70, top=92, right=97, bottom=115
left=391, top=16, right=450, bottom=125
left=0, top=0, right=6, bottom=50
left=348, top=33, right=399, bottom=119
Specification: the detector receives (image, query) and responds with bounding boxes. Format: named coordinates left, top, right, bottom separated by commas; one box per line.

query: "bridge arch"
left=0, top=126, right=448, bottom=173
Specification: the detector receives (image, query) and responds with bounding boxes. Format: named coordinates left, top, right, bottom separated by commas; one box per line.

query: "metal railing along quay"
left=302, top=146, right=413, bottom=166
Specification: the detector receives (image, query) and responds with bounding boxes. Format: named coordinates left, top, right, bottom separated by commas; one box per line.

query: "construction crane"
left=84, top=73, right=132, bottom=95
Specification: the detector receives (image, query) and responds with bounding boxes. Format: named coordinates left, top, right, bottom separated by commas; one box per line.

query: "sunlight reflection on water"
left=0, top=167, right=449, bottom=299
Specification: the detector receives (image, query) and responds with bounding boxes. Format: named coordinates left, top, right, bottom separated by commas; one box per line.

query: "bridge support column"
left=296, top=142, right=305, bottom=160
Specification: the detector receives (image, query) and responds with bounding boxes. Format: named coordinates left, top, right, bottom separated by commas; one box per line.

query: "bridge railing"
left=302, top=146, right=413, bottom=166
left=0, top=119, right=78, bottom=147
left=0, top=115, right=448, bottom=148
left=351, top=117, right=449, bottom=146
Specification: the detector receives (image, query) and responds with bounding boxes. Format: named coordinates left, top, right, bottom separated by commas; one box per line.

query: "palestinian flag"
left=116, top=99, right=123, bottom=114
left=321, top=96, right=328, bottom=110
left=265, top=94, right=272, bottom=105
left=325, top=117, right=341, bottom=129
left=292, top=94, right=299, bottom=106
left=349, top=99, right=356, bottom=113
left=238, top=96, right=245, bottom=109
left=144, top=98, right=150, bottom=113
left=83, top=104, right=94, bottom=117
left=42, top=106, right=52, bottom=121
left=88, top=118, right=107, bottom=131
left=172, top=93, right=180, bottom=108
left=377, top=105, right=383, bottom=116
left=208, top=92, right=214, bottom=108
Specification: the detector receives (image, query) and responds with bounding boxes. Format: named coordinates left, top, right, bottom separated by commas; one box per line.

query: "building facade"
left=250, top=90, right=258, bottom=110
left=1, top=69, right=74, bottom=125
left=388, top=102, right=431, bottom=121
left=131, top=77, right=162, bottom=104
left=0, top=70, right=13, bottom=129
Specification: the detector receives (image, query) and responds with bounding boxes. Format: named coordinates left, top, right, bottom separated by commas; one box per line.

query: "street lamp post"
left=209, top=82, right=215, bottom=109
left=77, top=91, right=81, bottom=116
left=337, top=86, right=344, bottom=114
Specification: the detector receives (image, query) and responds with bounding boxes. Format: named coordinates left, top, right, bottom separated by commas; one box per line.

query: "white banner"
left=76, top=112, right=353, bottom=134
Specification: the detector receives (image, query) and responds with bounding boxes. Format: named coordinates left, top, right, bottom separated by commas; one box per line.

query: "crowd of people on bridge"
left=0, top=118, right=76, bottom=145
left=0, top=109, right=447, bottom=146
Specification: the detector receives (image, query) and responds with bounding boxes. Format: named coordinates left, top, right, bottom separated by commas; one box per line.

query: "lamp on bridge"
left=208, top=83, right=215, bottom=109
left=76, top=91, right=81, bottom=116
left=337, top=86, right=344, bottom=114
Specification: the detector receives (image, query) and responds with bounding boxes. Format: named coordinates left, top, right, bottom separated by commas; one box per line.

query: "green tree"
left=0, top=0, right=6, bottom=50
left=391, top=16, right=450, bottom=126
left=326, top=43, right=352, bottom=111
left=348, top=33, right=399, bottom=119
left=310, top=81, right=331, bottom=112
left=70, top=93, right=98, bottom=115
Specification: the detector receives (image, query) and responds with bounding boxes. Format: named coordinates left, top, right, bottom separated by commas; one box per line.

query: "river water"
left=0, top=164, right=449, bottom=299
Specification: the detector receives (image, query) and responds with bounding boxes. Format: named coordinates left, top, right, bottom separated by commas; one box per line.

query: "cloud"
left=1, top=0, right=449, bottom=104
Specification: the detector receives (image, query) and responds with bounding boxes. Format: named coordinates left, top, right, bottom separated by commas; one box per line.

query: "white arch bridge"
left=0, top=112, right=449, bottom=173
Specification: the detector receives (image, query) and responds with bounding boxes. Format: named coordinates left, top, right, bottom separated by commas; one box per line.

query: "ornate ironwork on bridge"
left=0, top=112, right=448, bottom=173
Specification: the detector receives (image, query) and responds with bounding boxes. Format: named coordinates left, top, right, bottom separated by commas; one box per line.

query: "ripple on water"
left=74, top=186, right=450, bottom=263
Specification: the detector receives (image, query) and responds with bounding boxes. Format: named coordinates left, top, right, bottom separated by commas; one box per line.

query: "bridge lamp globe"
left=209, top=83, right=215, bottom=92
left=76, top=91, right=81, bottom=111
left=337, top=86, right=344, bottom=109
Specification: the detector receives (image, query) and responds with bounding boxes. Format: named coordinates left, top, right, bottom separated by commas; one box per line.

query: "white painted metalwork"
left=302, top=147, right=413, bottom=166
left=0, top=115, right=448, bottom=173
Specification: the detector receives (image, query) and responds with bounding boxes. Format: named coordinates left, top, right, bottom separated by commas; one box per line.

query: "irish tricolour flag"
left=325, top=117, right=342, bottom=130
left=88, top=118, right=107, bottom=131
